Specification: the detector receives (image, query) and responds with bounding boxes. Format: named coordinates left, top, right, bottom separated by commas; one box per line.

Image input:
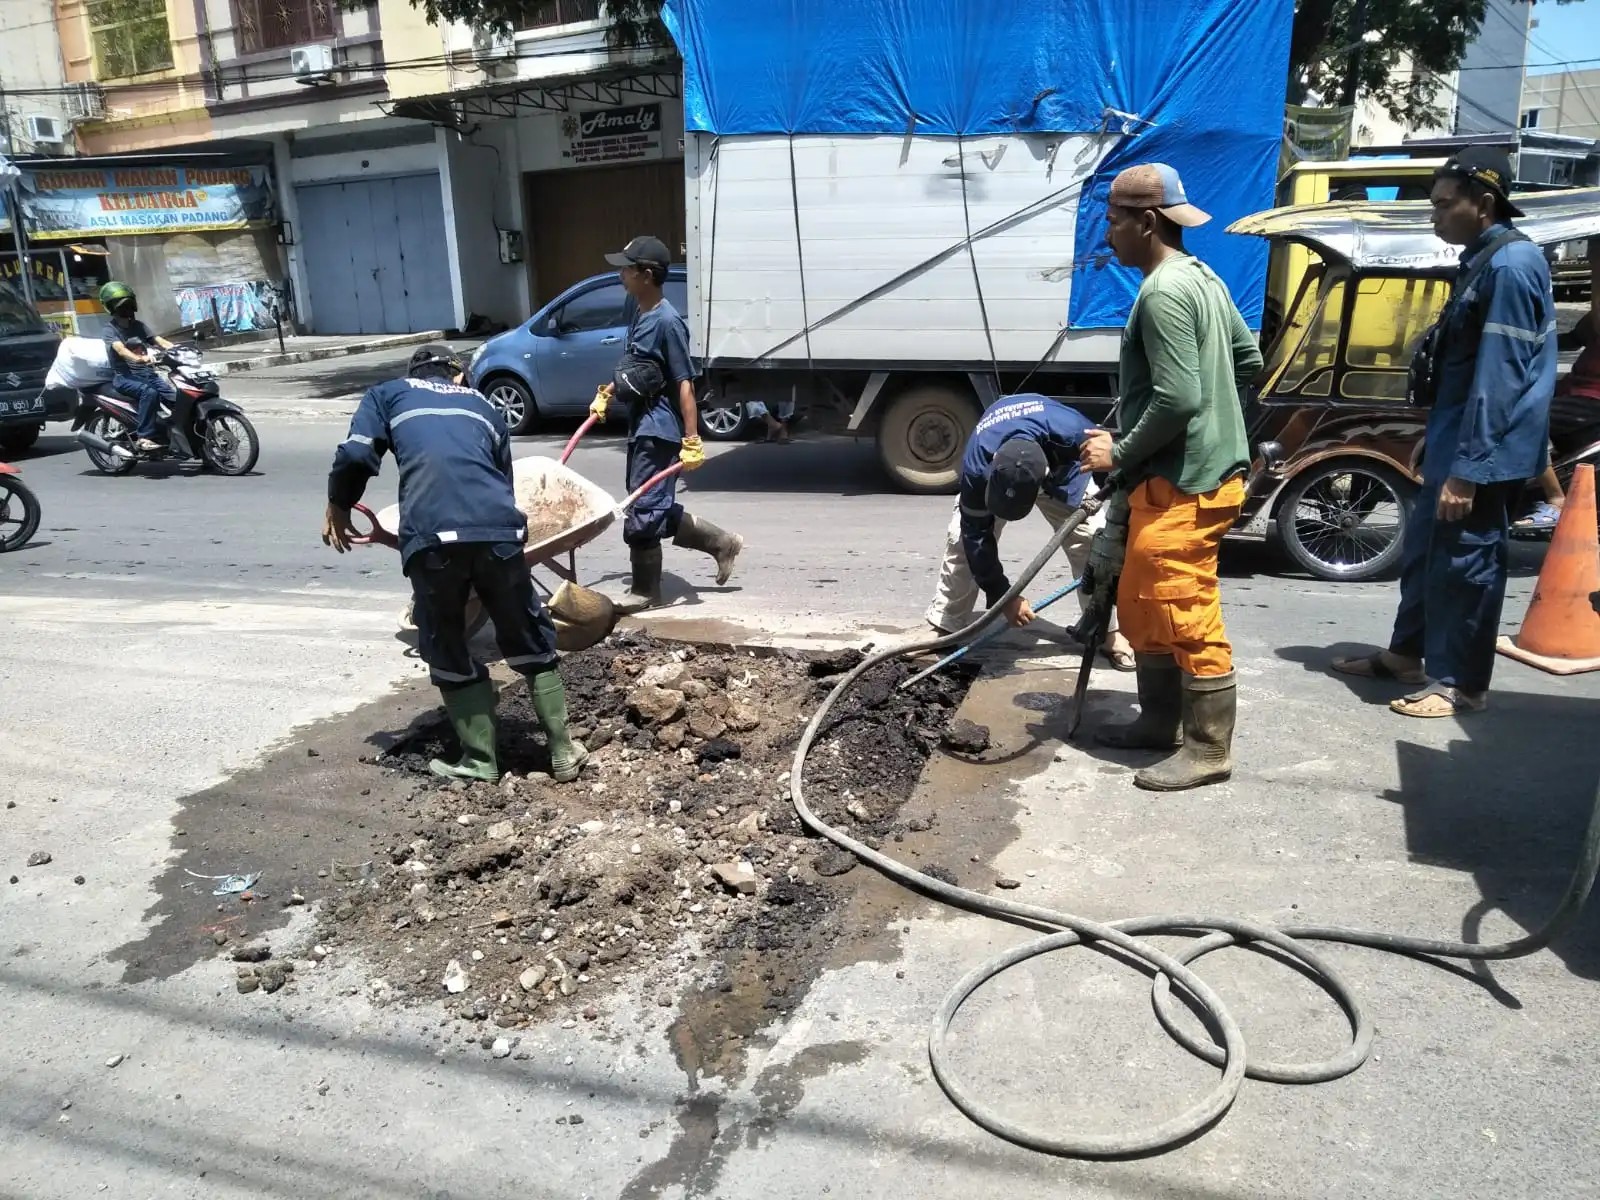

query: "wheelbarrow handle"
left=347, top=502, right=398, bottom=549
left=619, top=463, right=684, bottom=513
left=560, top=415, right=600, bottom=465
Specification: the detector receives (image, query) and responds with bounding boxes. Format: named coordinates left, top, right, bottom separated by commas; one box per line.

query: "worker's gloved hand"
left=589, top=384, right=612, bottom=421
left=680, top=435, right=706, bottom=472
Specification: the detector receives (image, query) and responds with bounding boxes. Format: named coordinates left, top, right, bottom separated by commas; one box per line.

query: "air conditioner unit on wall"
left=471, top=27, right=515, bottom=63
left=65, top=82, right=105, bottom=123
left=25, top=115, right=64, bottom=145
left=291, top=44, right=337, bottom=85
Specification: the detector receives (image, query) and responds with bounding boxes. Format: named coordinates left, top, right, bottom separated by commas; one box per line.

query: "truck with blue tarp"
left=664, top=0, right=1294, bottom=491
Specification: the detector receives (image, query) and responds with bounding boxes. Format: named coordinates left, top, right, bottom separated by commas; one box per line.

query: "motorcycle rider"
left=98, top=282, right=175, bottom=454
left=321, top=344, right=587, bottom=785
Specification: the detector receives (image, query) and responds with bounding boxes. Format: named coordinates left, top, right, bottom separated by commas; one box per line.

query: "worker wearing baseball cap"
left=590, top=235, right=744, bottom=607
left=321, top=343, right=587, bottom=786
left=1078, top=163, right=1263, bottom=790
left=1333, top=145, right=1556, bottom=718
left=923, top=393, right=1134, bottom=670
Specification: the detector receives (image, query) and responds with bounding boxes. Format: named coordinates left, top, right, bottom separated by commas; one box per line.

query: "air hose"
left=788, top=500, right=1600, bottom=1159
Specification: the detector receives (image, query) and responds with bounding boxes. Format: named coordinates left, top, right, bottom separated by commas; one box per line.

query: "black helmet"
left=408, top=343, right=465, bottom=381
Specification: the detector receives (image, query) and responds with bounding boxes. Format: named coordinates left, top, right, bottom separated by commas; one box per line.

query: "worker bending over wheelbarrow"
left=1078, top=164, right=1261, bottom=791
left=589, top=235, right=744, bottom=609
left=923, top=392, right=1136, bottom=671
left=321, top=344, right=587, bottom=785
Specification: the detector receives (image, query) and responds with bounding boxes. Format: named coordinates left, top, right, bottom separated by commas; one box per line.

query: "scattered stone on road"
left=923, top=864, right=958, bottom=886
left=491, top=1038, right=512, bottom=1059
left=941, top=719, right=991, bottom=754
left=710, top=861, right=758, bottom=895
left=236, top=973, right=261, bottom=994
left=814, top=850, right=857, bottom=877
left=105, top=1055, right=124, bottom=1069
left=518, top=965, right=547, bottom=992
left=994, top=876, right=1022, bottom=890
left=628, top=683, right=686, bottom=725
left=73, top=875, right=86, bottom=885
left=442, top=960, right=469, bottom=993
left=486, top=820, right=516, bottom=841
left=26, top=851, right=51, bottom=867
left=232, top=945, right=271, bottom=963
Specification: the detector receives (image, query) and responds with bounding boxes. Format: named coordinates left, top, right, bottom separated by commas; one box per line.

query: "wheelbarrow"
left=349, top=416, right=679, bottom=649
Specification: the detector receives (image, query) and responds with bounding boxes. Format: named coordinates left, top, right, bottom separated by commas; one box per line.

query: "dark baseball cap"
left=408, top=343, right=465, bottom=375
left=1437, top=146, right=1524, bottom=218
left=605, top=235, right=671, bottom=269
left=986, top=438, right=1049, bottom=522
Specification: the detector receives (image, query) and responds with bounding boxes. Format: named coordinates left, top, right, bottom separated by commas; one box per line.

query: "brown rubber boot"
left=1094, top=652, right=1184, bottom=750
left=1134, top=670, right=1236, bottom=792
left=673, top=512, right=744, bottom=584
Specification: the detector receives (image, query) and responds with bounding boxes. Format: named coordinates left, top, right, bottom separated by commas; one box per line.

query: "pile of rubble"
left=295, top=631, right=977, bottom=1035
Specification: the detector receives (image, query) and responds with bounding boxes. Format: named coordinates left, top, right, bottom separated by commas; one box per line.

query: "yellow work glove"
left=589, top=384, right=612, bottom=421
left=679, top=435, right=705, bottom=471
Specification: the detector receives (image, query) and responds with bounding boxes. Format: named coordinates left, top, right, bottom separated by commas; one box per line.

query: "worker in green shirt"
left=1079, top=164, right=1262, bottom=791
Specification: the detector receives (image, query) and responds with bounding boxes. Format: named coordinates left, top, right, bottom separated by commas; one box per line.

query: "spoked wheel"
left=83, top=412, right=137, bottom=475
left=201, top=414, right=260, bottom=476
left=0, top=475, right=41, bottom=552
left=1277, top=460, right=1414, bottom=582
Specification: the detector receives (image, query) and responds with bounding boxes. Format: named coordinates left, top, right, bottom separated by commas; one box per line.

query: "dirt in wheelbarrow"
left=314, top=629, right=978, bottom=1074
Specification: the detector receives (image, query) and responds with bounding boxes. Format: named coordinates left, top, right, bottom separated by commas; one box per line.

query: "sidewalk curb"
left=212, top=330, right=446, bottom=376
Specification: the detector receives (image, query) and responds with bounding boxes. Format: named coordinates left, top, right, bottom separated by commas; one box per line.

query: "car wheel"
left=483, top=375, right=537, bottom=435
left=0, top=424, right=42, bottom=456
left=698, top=395, right=749, bottom=441
left=876, top=383, right=980, bottom=494
left=1276, top=460, right=1414, bottom=582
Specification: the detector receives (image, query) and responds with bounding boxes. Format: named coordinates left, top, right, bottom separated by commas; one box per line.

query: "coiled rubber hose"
left=788, top=502, right=1600, bottom=1159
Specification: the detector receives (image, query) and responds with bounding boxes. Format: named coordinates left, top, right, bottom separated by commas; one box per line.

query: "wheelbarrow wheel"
left=398, top=595, right=491, bottom=638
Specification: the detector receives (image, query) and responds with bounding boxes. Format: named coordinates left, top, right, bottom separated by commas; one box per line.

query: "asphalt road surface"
left=3, top=412, right=1599, bottom=1198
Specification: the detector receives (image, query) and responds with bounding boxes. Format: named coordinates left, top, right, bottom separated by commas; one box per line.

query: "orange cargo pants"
left=1116, top=476, right=1246, bottom=677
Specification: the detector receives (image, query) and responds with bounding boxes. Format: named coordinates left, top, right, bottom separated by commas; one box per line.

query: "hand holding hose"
left=679, top=435, right=706, bottom=472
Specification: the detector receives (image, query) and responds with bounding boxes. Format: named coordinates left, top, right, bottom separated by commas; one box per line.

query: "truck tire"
left=876, top=384, right=980, bottom=494
left=0, top=424, right=42, bottom=456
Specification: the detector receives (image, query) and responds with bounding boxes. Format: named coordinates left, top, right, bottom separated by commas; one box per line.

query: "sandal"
left=1098, top=643, right=1137, bottom=672
left=1331, top=650, right=1426, bottom=686
left=1390, top=684, right=1487, bottom=719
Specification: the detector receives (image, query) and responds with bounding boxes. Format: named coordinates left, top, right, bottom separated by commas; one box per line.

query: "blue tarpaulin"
left=662, top=0, right=1293, bottom=329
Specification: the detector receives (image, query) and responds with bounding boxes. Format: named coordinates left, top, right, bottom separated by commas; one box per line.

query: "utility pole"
left=0, top=68, right=37, bottom=309
left=1339, top=0, right=1369, bottom=108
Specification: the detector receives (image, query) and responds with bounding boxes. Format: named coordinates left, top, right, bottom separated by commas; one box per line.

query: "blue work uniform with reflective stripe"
left=1388, top=223, right=1557, bottom=694
left=328, top=376, right=527, bottom=566
left=957, top=394, right=1095, bottom=605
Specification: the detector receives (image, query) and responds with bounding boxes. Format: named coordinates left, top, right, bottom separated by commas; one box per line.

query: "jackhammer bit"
left=1065, top=488, right=1128, bottom=740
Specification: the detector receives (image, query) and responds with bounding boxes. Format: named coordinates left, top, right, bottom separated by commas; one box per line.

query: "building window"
left=523, top=0, right=602, bottom=29
left=1550, top=159, right=1576, bottom=186
left=237, top=0, right=337, bottom=53
left=87, top=0, right=175, bottom=79
left=1520, top=108, right=1542, bottom=129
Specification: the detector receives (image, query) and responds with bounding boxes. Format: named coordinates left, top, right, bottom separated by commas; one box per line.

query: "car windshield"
left=0, top=277, right=49, bottom=337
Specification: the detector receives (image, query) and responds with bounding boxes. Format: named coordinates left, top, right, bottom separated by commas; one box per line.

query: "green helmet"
left=98, top=281, right=136, bottom=313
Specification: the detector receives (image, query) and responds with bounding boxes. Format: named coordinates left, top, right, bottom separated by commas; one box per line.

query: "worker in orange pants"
left=1079, top=164, right=1260, bottom=791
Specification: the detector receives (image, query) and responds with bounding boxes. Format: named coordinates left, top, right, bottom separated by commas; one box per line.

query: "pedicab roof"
left=1228, top=188, right=1600, bottom=272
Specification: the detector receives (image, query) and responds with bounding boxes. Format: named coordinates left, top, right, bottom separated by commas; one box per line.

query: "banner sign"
left=13, top=165, right=275, bottom=239
left=1279, top=104, right=1355, bottom=179
left=560, top=104, right=663, bottom=166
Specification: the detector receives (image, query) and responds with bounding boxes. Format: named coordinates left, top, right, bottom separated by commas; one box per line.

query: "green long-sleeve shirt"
left=1111, top=253, right=1262, bottom=494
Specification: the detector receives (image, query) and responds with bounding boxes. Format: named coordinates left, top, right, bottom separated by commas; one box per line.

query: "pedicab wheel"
left=1277, top=459, right=1414, bottom=583
left=84, top=413, right=136, bottom=476
left=0, top=475, right=42, bottom=552
left=201, top=413, right=260, bottom=476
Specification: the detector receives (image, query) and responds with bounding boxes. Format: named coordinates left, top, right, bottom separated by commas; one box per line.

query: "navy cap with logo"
left=1437, top=146, right=1525, bottom=219
left=605, top=235, right=671, bottom=270
left=986, top=438, right=1050, bottom=522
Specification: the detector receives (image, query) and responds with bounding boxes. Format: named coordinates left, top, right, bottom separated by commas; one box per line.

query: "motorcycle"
left=72, top=347, right=260, bottom=477
left=0, top=461, right=41, bottom=552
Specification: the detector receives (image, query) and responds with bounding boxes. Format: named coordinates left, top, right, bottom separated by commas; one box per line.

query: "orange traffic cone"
left=1497, top=463, right=1600, bottom=674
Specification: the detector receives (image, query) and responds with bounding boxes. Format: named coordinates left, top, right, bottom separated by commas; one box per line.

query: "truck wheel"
left=0, top=424, right=42, bottom=456
left=877, top=384, right=979, bottom=494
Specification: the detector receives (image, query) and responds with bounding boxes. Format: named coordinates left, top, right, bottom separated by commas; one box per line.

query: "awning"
left=1228, top=187, right=1600, bottom=271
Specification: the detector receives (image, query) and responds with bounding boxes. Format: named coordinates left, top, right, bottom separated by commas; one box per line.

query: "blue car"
left=469, top=267, right=706, bottom=436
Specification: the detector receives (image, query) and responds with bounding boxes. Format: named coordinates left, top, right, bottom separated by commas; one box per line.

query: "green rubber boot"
left=1134, top=671, right=1236, bottom=792
left=530, top=669, right=589, bottom=784
left=1094, top=652, right=1184, bottom=750
left=429, top=679, right=500, bottom=783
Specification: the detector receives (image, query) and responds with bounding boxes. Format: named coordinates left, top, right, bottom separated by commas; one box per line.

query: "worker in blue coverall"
left=588, top=235, right=744, bottom=608
left=924, top=393, right=1135, bottom=669
left=1333, top=148, right=1557, bottom=718
left=321, top=345, right=587, bottom=784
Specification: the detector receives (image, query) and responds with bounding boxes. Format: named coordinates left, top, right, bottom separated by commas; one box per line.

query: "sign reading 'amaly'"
left=559, top=104, right=664, bottom=166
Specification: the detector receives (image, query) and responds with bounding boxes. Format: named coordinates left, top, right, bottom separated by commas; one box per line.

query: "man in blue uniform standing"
left=924, top=393, right=1134, bottom=668
left=322, top=345, right=587, bottom=784
left=588, top=235, right=743, bottom=608
left=1333, top=148, right=1557, bottom=717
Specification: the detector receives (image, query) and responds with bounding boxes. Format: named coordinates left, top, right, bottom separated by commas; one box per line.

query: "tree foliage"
left=376, top=0, right=669, bottom=52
